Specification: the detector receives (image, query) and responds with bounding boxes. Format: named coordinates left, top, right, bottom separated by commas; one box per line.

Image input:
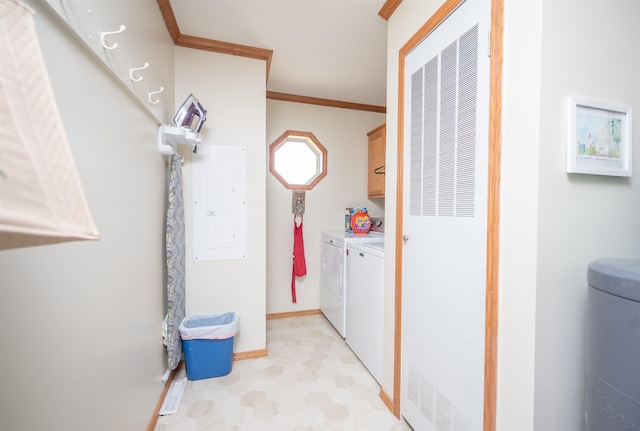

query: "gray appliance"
left=585, top=258, right=640, bottom=431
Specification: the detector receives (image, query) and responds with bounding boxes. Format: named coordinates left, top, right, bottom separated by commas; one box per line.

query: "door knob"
left=402, top=235, right=409, bottom=242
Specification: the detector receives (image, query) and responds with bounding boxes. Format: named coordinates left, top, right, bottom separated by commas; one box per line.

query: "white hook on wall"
left=148, top=87, right=164, bottom=105
left=129, top=62, right=149, bottom=82
left=101, top=24, right=126, bottom=50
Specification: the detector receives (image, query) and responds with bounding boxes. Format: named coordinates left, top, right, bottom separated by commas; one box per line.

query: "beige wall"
left=174, top=47, right=268, bottom=354
left=497, top=0, right=543, bottom=427
left=266, top=100, right=385, bottom=314
left=533, top=1, right=640, bottom=429
left=0, top=0, right=172, bottom=429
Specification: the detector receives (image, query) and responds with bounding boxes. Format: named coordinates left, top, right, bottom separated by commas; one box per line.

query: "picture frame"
left=567, top=97, right=633, bottom=177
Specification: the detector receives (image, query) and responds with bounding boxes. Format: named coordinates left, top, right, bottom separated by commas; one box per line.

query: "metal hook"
left=148, top=87, right=164, bottom=105
left=101, top=24, right=126, bottom=50
left=129, top=62, right=149, bottom=82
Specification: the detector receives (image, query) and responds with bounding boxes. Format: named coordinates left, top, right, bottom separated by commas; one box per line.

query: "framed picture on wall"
left=567, top=97, right=633, bottom=177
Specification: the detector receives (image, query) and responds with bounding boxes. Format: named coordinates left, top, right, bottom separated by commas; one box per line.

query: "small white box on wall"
left=192, top=145, right=247, bottom=261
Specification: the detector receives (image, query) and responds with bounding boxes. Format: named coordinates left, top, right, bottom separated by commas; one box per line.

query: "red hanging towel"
left=291, top=214, right=307, bottom=303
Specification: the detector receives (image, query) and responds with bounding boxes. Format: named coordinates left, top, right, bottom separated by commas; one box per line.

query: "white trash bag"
left=179, top=312, right=239, bottom=340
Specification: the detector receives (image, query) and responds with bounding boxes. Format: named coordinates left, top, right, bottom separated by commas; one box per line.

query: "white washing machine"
left=345, top=240, right=384, bottom=385
left=320, top=230, right=384, bottom=338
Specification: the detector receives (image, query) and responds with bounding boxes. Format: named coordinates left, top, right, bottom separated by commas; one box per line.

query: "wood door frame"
left=392, top=0, right=503, bottom=429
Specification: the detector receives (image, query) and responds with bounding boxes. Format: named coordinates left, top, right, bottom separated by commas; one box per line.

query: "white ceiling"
left=170, top=0, right=389, bottom=108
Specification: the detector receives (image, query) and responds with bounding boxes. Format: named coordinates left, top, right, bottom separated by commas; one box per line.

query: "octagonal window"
left=269, top=130, right=327, bottom=190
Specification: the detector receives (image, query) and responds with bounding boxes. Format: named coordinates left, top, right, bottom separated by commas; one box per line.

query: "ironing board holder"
left=158, top=124, right=202, bottom=156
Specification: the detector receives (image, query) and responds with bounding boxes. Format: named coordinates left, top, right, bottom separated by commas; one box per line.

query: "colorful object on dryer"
left=351, top=211, right=371, bottom=234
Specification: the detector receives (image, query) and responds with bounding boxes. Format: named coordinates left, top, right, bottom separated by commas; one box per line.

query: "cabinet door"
left=367, top=124, right=386, bottom=198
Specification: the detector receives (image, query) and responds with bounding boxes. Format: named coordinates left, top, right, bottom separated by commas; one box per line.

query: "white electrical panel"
left=192, top=145, right=247, bottom=261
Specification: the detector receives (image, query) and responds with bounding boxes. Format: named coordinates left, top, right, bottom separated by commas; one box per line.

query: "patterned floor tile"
left=155, top=314, right=413, bottom=431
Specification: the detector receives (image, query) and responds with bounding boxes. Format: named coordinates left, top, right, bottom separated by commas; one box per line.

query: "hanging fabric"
left=291, top=214, right=307, bottom=303
left=0, top=0, right=100, bottom=250
left=164, top=154, right=186, bottom=371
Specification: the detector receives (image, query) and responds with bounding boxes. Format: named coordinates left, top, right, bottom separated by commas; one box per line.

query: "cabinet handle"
left=374, top=165, right=385, bottom=175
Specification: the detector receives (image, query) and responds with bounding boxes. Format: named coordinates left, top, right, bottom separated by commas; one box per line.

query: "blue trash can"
left=179, top=312, right=239, bottom=381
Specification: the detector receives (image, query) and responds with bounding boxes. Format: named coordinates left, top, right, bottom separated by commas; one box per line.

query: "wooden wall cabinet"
left=367, top=123, right=386, bottom=198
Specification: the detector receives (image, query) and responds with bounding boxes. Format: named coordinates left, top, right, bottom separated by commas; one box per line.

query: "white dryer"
left=345, top=240, right=384, bottom=385
left=320, top=231, right=384, bottom=338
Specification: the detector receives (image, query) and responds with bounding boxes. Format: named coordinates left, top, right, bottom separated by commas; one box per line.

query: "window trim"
left=269, top=130, right=327, bottom=190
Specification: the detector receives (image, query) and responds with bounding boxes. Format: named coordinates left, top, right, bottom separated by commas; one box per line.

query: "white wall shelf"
left=158, top=125, right=202, bottom=156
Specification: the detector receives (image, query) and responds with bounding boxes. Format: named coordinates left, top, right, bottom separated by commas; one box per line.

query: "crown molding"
left=157, top=0, right=385, bottom=113
left=267, top=91, right=386, bottom=113
left=378, top=0, right=403, bottom=20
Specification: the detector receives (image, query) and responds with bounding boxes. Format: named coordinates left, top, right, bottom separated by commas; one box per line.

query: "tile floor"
left=155, top=314, right=413, bottom=431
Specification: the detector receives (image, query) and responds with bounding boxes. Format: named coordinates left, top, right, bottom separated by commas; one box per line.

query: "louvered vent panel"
left=408, top=364, right=420, bottom=407
left=408, top=24, right=478, bottom=220
left=436, top=390, right=453, bottom=431
left=420, top=374, right=435, bottom=423
left=453, top=405, right=473, bottom=431
left=422, top=57, right=438, bottom=217
left=438, top=41, right=457, bottom=217
left=455, top=24, right=478, bottom=218
left=422, top=57, right=438, bottom=216
left=410, top=68, right=424, bottom=216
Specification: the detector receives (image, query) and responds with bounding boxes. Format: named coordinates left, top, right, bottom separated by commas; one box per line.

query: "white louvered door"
left=401, top=1, right=490, bottom=430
